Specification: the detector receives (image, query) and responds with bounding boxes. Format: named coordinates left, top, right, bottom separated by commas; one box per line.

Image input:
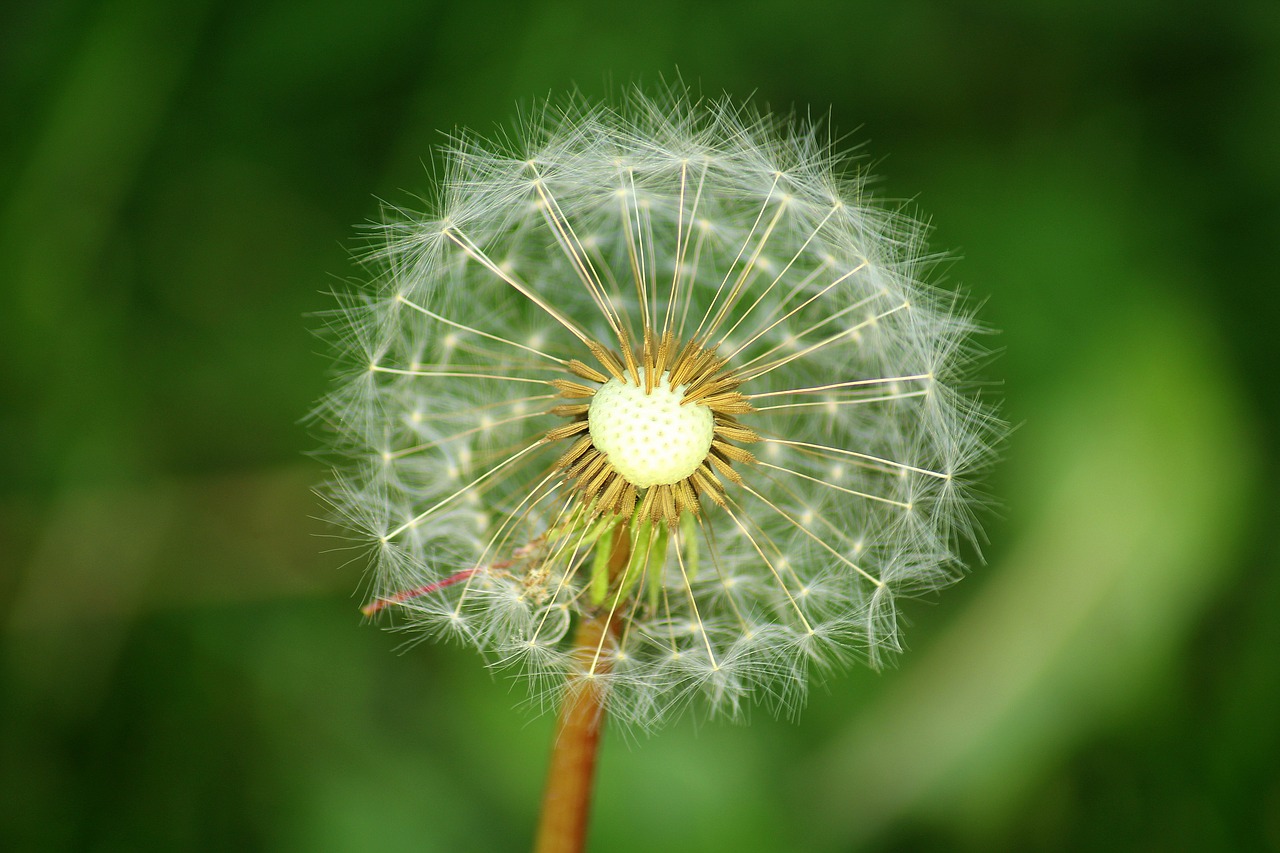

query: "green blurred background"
left=3, top=0, right=1277, bottom=850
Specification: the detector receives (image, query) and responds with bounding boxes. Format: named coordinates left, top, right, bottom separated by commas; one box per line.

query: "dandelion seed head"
left=315, top=84, right=1000, bottom=728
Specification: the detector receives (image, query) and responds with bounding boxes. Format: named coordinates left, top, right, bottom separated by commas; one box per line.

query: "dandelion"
left=316, top=85, right=998, bottom=852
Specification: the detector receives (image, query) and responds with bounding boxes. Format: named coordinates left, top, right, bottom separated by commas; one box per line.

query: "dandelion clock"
left=315, top=85, right=1000, bottom=853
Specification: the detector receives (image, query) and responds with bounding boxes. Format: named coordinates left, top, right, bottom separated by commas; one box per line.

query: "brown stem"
left=532, top=612, right=613, bottom=853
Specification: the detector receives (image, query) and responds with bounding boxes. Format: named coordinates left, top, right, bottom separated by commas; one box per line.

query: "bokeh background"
left=3, top=1, right=1277, bottom=850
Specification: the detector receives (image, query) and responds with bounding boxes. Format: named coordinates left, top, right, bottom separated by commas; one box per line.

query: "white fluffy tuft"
left=315, top=84, right=1001, bottom=729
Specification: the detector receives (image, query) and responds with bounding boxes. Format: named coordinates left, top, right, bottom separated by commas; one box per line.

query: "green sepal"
left=680, top=511, right=698, bottom=581
left=618, top=519, right=651, bottom=603
left=647, top=524, right=668, bottom=612
left=589, top=523, right=614, bottom=605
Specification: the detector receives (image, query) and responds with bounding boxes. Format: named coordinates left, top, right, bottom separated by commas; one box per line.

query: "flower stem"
left=532, top=612, right=613, bottom=853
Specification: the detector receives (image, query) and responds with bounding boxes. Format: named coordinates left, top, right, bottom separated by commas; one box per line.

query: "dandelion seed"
left=316, top=85, right=999, bottom=731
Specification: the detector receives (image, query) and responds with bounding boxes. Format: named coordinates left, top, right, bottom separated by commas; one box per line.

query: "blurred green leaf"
left=804, top=295, right=1254, bottom=848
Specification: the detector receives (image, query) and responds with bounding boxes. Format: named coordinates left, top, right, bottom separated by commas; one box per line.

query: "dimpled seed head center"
left=587, top=369, right=715, bottom=489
